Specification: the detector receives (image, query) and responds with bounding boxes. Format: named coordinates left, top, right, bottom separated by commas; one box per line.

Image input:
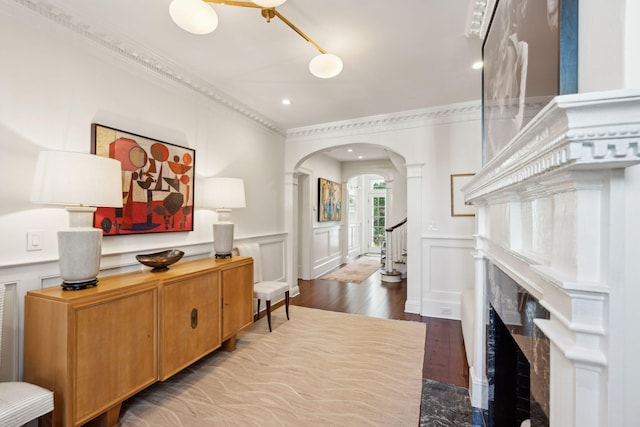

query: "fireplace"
left=488, top=264, right=549, bottom=427
left=463, top=90, right=640, bottom=426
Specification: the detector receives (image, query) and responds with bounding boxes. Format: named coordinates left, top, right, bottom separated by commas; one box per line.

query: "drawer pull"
left=190, top=308, right=198, bottom=329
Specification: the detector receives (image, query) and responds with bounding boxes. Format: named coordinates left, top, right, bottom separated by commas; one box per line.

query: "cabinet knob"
left=190, top=308, right=198, bottom=329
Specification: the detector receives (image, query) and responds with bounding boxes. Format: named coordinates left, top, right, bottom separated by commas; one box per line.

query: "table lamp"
left=202, top=177, right=246, bottom=258
left=31, top=150, right=123, bottom=290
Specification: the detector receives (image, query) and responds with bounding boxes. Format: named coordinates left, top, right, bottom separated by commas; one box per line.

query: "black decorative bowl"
left=136, top=249, right=185, bottom=272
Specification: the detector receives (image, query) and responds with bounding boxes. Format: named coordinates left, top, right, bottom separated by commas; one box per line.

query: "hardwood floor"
left=290, top=266, right=470, bottom=388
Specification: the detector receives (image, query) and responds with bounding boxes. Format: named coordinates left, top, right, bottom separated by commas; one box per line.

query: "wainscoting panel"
left=421, top=236, right=474, bottom=319
left=257, top=239, right=286, bottom=282
left=313, top=224, right=343, bottom=278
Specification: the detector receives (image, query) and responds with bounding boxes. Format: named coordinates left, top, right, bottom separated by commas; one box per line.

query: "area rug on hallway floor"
left=319, top=256, right=382, bottom=283
left=118, top=306, right=426, bottom=426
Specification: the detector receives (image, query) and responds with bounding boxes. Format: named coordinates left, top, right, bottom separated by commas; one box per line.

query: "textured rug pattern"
left=319, top=256, right=382, bottom=283
left=118, top=306, right=426, bottom=426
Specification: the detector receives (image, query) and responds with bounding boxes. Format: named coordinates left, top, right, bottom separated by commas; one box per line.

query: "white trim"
left=287, top=101, right=482, bottom=140
left=8, top=0, right=283, bottom=135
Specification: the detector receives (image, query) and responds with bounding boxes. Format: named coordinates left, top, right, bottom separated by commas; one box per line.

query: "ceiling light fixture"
left=252, top=0, right=287, bottom=6
left=472, top=61, right=483, bottom=70
left=169, top=0, right=343, bottom=78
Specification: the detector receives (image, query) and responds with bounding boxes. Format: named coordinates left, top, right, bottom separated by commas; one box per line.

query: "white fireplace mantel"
left=463, top=89, right=640, bottom=426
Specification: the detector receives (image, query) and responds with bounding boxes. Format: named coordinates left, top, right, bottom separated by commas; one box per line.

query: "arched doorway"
left=290, top=144, right=407, bottom=282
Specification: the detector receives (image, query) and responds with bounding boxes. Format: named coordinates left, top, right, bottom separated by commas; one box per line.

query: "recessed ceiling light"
left=472, top=61, right=483, bottom=70
left=347, top=148, right=353, bottom=153
left=281, top=98, right=291, bottom=105
left=358, top=155, right=364, bottom=159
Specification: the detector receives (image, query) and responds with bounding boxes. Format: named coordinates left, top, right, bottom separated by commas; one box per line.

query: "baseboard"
left=421, top=298, right=462, bottom=320
left=469, top=365, right=488, bottom=410
left=404, top=299, right=421, bottom=314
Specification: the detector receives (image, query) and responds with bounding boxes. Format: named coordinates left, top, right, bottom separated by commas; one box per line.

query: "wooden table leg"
left=90, top=402, right=122, bottom=427
left=221, top=334, right=237, bottom=351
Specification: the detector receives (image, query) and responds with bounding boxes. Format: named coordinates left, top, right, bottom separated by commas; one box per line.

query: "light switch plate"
left=27, top=230, right=42, bottom=251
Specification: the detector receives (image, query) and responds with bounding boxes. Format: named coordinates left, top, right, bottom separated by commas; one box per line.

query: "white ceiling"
left=26, top=0, right=484, bottom=134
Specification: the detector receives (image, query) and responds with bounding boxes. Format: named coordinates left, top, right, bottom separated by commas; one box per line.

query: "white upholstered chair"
left=236, top=243, right=290, bottom=332
left=0, top=284, right=53, bottom=426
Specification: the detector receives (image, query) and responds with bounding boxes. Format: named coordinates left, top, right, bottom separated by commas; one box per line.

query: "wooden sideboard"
left=24, top=256, right=253, bottom=427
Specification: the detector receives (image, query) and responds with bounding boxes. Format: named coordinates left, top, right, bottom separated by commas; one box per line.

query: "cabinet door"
left=221, top=262, right=254, bottom=340
left=160, top=271, right=221, bottom=379
left=75, top=287, right=157, bottom=424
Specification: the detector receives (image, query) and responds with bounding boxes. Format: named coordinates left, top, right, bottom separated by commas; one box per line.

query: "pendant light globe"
left=170, top=0, right=218, bottom=35
left=252, top=0, right=287, bottom=7
left=309, top=53, right=343, bottom=79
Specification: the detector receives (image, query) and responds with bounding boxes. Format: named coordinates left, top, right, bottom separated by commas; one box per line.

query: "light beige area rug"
left=319, top=256, right=382, bottom=283
left=118, top=306, right=426, bottom=426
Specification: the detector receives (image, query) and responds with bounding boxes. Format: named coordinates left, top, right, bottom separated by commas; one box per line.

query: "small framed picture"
left=450, top=174, right=475, bottom=217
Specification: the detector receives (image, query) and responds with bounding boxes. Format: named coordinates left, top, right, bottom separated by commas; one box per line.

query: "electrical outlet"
left=440, top=307, right=452, bottom=315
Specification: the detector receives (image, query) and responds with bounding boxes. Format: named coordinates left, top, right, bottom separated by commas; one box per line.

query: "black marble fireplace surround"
left=488, top=264, right=550, bottom=427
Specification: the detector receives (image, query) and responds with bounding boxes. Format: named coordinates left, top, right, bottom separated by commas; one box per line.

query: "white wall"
left=579, top=0, right=640, bottom=92
left=0, top=2, right=285, bottom=379
left=298, top=154, right=343, bottom=277
left=285, top=104, right=482, bottom=317
left=577, top=2, right=640, bottom=424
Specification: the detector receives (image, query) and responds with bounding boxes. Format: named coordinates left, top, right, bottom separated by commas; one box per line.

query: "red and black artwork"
left=92, top=124, right=195, bottom=235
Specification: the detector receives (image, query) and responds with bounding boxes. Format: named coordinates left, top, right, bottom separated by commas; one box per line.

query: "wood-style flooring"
left=289, top=263, right=470, bottom=388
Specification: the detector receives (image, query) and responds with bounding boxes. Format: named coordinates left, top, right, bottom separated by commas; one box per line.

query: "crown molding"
left=11, top=0, right=286, bottom=135
left=464, top=90, right=640, bottom=203
left=465, top=0, right=495, bottom=39
left=286, top=101, right=483, bottom=140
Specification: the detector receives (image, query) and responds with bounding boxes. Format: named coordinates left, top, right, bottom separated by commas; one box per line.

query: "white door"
left=367, top=193, right=386, bottom=254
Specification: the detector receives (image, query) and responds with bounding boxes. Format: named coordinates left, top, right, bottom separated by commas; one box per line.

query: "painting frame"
left=91, top=123, right=195, bottom=235
left=482, top=0, right=578, bottom=164
left=451, top=174, right=475, bottom=217
left=318, top=177, right=342, bottom=222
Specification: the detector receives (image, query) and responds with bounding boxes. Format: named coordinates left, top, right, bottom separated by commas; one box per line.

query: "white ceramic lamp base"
left=58, top=228, right=103, bottom=291
left=213, top=223, right=234, bottom=259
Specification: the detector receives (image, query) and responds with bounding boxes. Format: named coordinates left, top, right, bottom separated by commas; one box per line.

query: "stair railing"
left=382, top=217, right=407, bottom=276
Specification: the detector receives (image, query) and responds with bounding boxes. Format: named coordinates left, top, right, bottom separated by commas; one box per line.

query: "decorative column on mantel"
left=462, top=89, right=640, bottom=426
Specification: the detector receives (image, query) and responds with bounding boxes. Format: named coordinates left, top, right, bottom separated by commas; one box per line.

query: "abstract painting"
left=318, top=177, right=342, bottom=222
left=92, top=124, right=195, bottom=235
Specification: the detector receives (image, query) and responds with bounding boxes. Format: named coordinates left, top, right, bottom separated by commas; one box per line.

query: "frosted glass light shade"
left=202, top=177, right=246, bottom=211
left=252, top=0, right=287, bottom=7
left=31, top=151, right=123, bottom=209
left=309, top=53, right=343, bottom=78
left=170, top=0, right=218, bottom=35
